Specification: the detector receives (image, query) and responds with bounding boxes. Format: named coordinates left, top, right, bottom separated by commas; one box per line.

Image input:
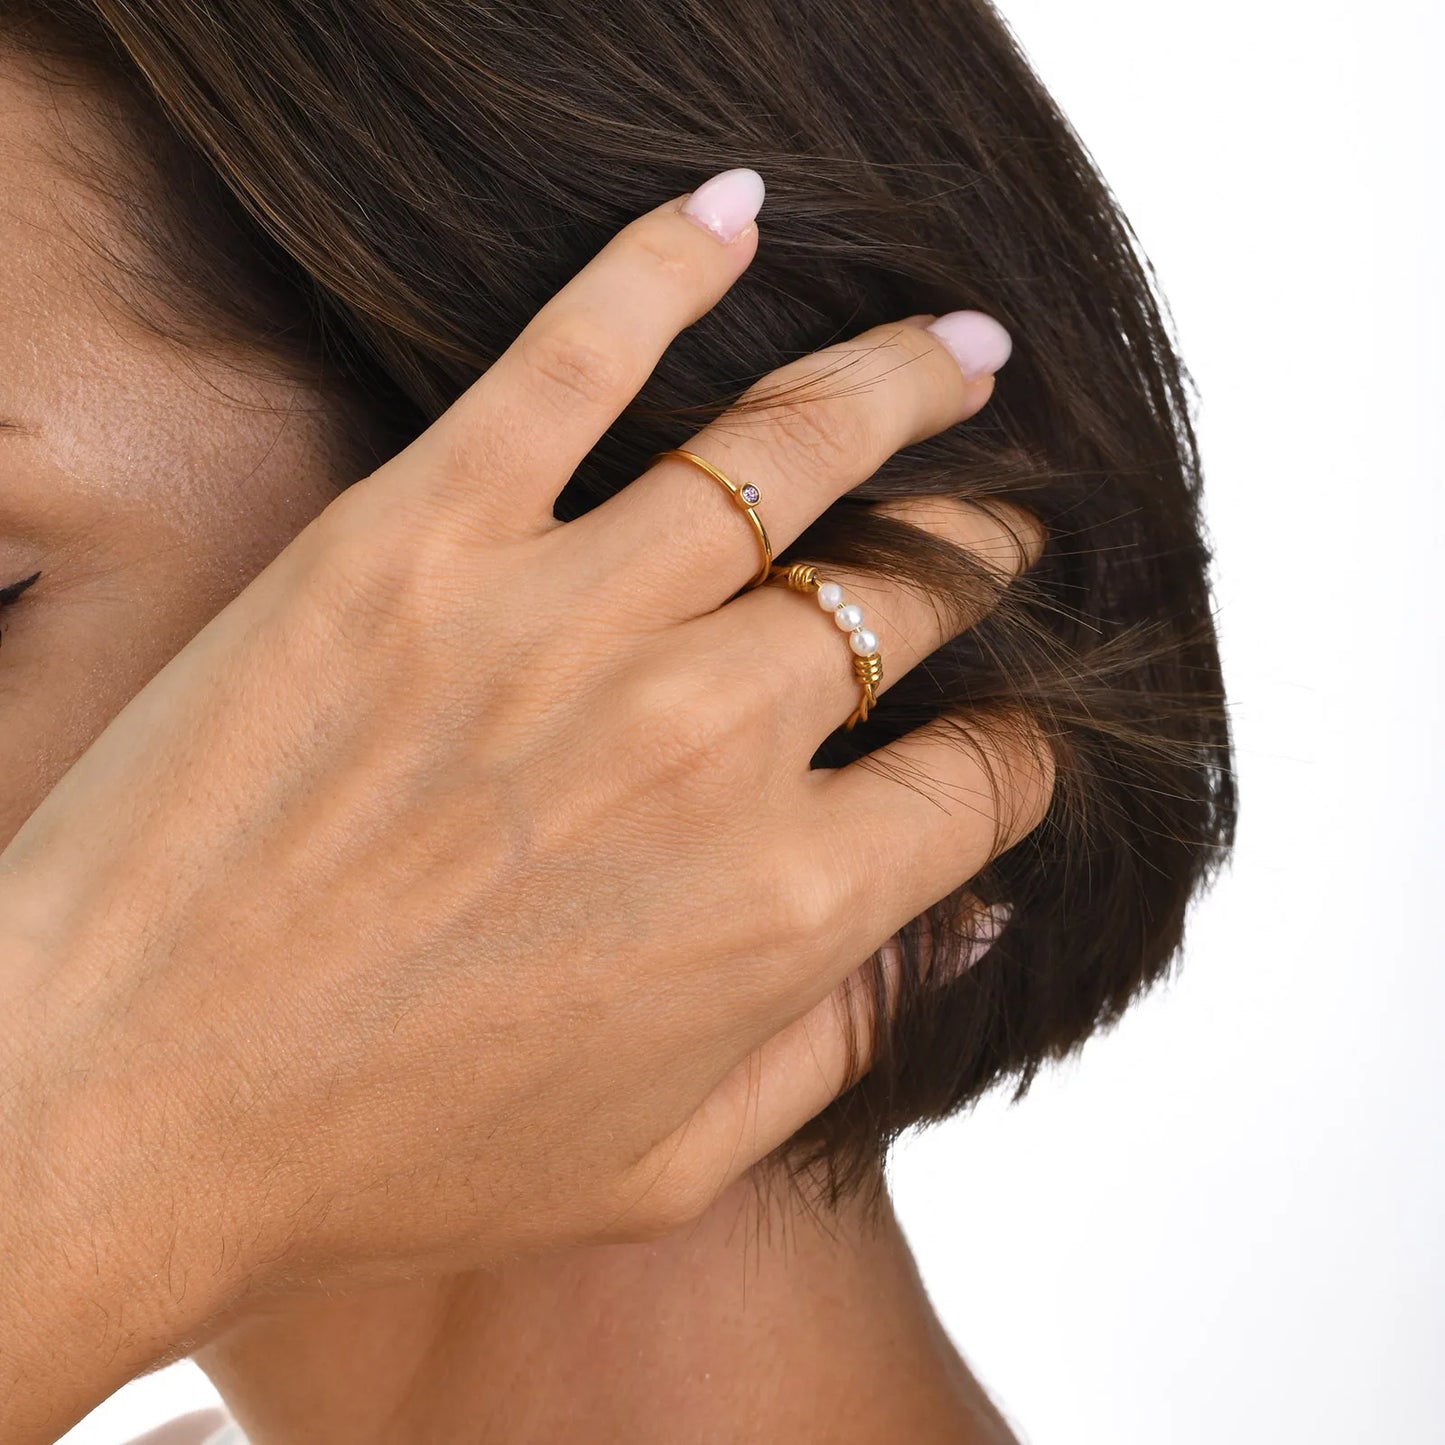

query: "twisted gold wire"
left=851, top=651, right=883, bottom=727
left=766, top=562, right=883, bottom=730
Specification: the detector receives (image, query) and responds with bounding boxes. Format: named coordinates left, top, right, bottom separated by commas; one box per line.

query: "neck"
left=195, top=1173, right=1017, bottom=1444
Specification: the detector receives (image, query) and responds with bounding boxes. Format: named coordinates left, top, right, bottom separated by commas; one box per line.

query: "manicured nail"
left=679, top=167, right=765, bottom=243
left=925, top=310, right=1013, bottom=381
left=962, top=903, right=1013, bottom=968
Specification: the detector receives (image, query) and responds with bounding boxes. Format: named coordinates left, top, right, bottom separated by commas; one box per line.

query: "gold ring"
left=766, top=562, right=884, bottom=730
left=652, top=448, right=773, bottom=589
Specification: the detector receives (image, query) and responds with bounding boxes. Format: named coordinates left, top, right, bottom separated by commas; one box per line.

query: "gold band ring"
left=652, top=448, right=773, bottom=589
left=767, top=562, right=884, bottom=730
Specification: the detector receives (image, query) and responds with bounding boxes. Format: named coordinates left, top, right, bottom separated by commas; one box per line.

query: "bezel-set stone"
left=740, top=483, right=760, bottom=505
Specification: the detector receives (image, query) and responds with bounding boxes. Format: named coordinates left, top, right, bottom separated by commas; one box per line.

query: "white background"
left=60, top=0, right=1444, bottom=1441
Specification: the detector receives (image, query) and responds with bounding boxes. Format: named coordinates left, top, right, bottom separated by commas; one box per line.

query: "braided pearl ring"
left=767, top=562, right=884, bottom=729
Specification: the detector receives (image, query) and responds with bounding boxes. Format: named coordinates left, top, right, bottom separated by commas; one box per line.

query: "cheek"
left=0, top=384, right=347, bottom=851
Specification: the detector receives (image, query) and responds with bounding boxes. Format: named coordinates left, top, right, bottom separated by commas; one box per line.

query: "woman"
left=0, top=1, right=1233, bottom=1442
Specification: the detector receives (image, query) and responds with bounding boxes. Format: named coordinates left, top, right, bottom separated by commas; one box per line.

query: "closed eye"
left=0, top=571, right=41, bottom=607
left=0, top=570, right=40, bottom=652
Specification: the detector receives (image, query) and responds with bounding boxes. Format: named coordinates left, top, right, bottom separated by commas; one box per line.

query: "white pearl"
left=834, top=602, right=864, bottom=631
left=817, top=580, right=845, bottom=610
left=850, top=627, right=878, bottom=656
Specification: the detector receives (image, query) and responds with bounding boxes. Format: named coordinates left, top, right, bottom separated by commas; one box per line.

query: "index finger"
left=379, top=168, right=767, bottom=539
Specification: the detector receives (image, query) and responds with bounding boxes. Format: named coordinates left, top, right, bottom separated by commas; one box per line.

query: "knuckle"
left=288, top=482, right=577, bottom=679
left=638, top=1165, right=716, bottom=1238
left=983, top=502, right=1049, bottom=576
left=607, top=1151, right=718, bottom=1243
left=301, top=491, right=466, bottom=643
left=1013, top=728, right=1058, bottom=838
left=768, top=856, right=850, bottom=950
left=1010, top=505, right=1050, bottom=572
left=623, top=659, right=754, bottom=783
left=763, top=388, right=878, bottom=479
left=990, top=713, right=1058, bottom=851
left=871, top=496, right=1049, bottom=581
left=520, top=316, right=632, bottom=408
left=621, top=217, right=708, bottom=293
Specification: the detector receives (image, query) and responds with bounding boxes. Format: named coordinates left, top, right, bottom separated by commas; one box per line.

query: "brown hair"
left=4, top=0, right=1235, bottom=1203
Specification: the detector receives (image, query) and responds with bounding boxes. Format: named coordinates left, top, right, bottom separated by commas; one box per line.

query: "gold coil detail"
left=768, top=561, right=821, bottom=592
left=854, top=652, right=884, bottom=687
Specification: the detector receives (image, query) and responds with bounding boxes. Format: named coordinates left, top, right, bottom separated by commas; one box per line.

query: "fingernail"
left=679, top=167, right=765, bottom=243
left=925, top=310, right=1013, bottom=381
left=962, top=903, right=1013, bottom=969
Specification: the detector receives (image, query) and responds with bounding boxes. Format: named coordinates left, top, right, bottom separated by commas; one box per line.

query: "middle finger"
left=567, top=310, right=1012, bottom=621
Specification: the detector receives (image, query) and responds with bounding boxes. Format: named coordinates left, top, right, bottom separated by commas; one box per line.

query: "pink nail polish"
left=962, top=903, right=1013, bottom=968
left=679, top=168, right=765, bottom=243
left=925, top=310, right=1013, bottom=381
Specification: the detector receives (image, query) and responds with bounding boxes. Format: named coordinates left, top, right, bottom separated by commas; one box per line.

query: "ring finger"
left=683, top=494, right=1046, bottom=754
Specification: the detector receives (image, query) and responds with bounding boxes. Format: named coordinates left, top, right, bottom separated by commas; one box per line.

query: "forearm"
left=0, top=957, right=238, bottom=1443
left=0, top=1198, right=186, bottom=1444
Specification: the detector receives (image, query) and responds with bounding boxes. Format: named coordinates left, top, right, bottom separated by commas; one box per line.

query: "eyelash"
left=0, top=569, right=40, bottom=656
left=0, top=569, right=40, bottom=638
left=0, top=570, right=41, bottom=614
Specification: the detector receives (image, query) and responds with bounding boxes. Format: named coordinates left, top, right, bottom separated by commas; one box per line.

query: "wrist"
left=0, top=958, right=248, bottom=1442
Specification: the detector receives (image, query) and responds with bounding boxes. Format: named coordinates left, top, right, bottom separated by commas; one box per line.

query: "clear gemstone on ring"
left=740, top=484, right=760, bottom=505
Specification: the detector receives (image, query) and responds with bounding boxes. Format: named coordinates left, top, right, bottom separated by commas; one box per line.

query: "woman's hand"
left=0, top=169, right=1049, bottom=1438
